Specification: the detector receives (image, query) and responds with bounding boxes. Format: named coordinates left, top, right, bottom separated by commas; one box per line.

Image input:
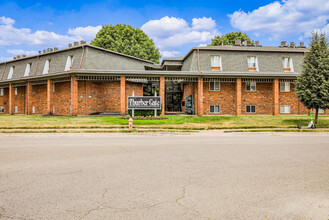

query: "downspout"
left=1, top=62, right=7, bottom=81
left=66, top=45, right=85, bottom=74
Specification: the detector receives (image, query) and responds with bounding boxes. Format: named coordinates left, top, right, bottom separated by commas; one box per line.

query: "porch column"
left=25, top=82, right=32, bottom=115
left=197, top=77, right=204, bottom=116
left=273, top=78, right=279, bottom=115
left=47, top=79, right=52, bottom=115
left=9, top=83, right=14, bottom=115
left=236, top=78, right=242, bottom=116
left=71, top=76, right=78, bottom=116
left=159, top=76, right=165, bottom=116
left=120, top=76, right=126, bottom=116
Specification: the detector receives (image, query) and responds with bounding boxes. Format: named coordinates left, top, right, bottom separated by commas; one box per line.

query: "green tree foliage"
left=296, top=32, right=329, bottom=125
left=209, top=32, right=251, bottom=46
left=91, top=24, right=161, bottom=63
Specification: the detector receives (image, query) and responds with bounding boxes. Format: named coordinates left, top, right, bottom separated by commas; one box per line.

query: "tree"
left=91, top=24, right=161, bottom=63
left=296, top=32, right=329, bottom=125
left=209, top=32, right=252, bottom=46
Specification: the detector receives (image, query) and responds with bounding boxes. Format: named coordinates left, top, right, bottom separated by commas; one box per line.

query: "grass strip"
left=224, top=129, right=329, bottom=133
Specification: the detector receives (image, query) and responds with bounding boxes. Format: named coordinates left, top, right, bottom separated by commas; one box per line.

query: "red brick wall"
left=203, top=82, right=236, bottom=115
left=241, top=83, right=273, bottom=115
left=0, top=88, right=9, bottom=114
left=53, top=82, right=71, bottom=115
left=13, top=87, right=26, bottom=114
left=31, top=85, right=47, bottom=115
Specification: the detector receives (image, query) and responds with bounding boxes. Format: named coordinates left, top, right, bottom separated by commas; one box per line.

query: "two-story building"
left=0, top=40, right=326, bottom=116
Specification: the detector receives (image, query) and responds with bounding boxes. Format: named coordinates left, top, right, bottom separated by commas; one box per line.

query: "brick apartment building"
left=0, top=40, right=327, bottom=116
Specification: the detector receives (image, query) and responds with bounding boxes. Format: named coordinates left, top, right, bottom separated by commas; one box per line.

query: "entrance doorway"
left=165, top=82, right=183, bottom=112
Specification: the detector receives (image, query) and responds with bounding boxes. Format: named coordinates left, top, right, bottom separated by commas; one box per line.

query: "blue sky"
left=1, top=0, right=329, bottom=61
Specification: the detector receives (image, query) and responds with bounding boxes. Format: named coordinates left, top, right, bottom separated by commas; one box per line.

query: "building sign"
left=127, top=96, right=161, bottom=110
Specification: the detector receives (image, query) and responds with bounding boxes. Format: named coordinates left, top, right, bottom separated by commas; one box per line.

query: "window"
left=32, top=106, right=35, bottom=114
left=53, top=106, right=55, bottom=114
left=53, top=83, right=55, bottom=93
left=246, top=105, right=256, bottom=113
left=210, top=105, right=220, bottom=113
left=0, top=88, right=4, bottom=96
left=0, top=106, right=4, bottom=113
left=280, top=105, right=291, bottom=113
left=14, top=87, right=18, bottom=95
left=32, top=86, right=35, bottom=94
left=8, top=66, right=14, bottom=79
left=246, top=81, right=256, bottom=91
left=209, top=82, right=220, bottom=91
left=211, top=56, right=222, bottom=71
left=282, top=57, right=294, bottom=72
left=14, top=106, right=18, bottom=113
left=65, top=55, right=74, bottom=71
left=280, top=82, right=290, bottom=92
left=319, top=108, right=325, bottom=113
left=24, top=63, right=32, bottom=77
left=248, top=57, right=258, bottom=71
left=43, top=59, right=51, bottom=74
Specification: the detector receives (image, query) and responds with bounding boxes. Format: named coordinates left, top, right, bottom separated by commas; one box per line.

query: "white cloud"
left=160, top=50, right=180, bottom=58
left=141, top=16, right=219, bottom=50
left=0, top=57, right=12, bottom=62
left=192, top=17, right=216, bottom=30
left=229, top=0, right=329, bottom=40
left=7, top=49, right=38, bottom=56
left=0, top=16, right=101, bottom=47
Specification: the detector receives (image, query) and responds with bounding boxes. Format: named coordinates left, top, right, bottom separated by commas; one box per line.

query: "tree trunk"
left=315, top=107, right=319, bottom=125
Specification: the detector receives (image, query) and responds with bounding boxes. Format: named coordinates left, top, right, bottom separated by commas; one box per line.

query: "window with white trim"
left=209, top=82, right=220, bottom=91
left=210, top=105, right=220, bottom=113
left=24, top=63, right=32, bottom=77
left=280, top=82, right=290, bottom=92
left=282, top=57, right=294, bottom=72
left=0, top=88, right=4, bottom=96
left=246, top=81, right=256, bottom=91
left=0, top=106, right=4, bottom=113
left=14, top=87, right=18, bottom=95
left=319, top=108, right=325, bottom=113
left=210, top=56, right=222, bottom=71
left=43, top=59, right=51, bottom=74
left=32, top=106, right=35, bottom=114
left=65, top=55, right=74, bottom=71
left=8, top=66, right=14, bottom=79
left=247, top=57, right=258, bottom=71
left=14, top=106, right=18, bottom=113
left=246, top=105, right=256, bottom=113
left=53, top=106, right=55, bottom=114
left=280, top=105, right=291, bottom=113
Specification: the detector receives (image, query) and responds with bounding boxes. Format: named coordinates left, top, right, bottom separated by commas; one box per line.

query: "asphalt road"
left=0, top=133, right=329, bottom=220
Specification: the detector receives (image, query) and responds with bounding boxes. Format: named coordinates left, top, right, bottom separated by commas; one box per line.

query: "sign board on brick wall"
left=127, top=96, right=161, bottom=110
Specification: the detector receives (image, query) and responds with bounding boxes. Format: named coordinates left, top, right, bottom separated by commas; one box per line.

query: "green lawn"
left=0, top=115, right=329, bottom=129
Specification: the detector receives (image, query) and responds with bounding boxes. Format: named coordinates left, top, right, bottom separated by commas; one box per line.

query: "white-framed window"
left=24, top=63, right=32, bottom=77
left=14, top=106, right=18, bottom=113
left=247, top=57, right=258, bottom=71
left=32, top=86, right=35, bottom=94
left=280, top=82, right=290, bottom=92
left=246, top=81, right=256, bottom=91
left=65, top=55, right=74, bottom=71
left=0, top=106, right=4, bottom=113
left=43, top=59, right=51, bottom=74
left=209, top=82, right=220, bottom=91
left=14, top=87, right=18, bottom=95
left=53, top=106, right=55, bottom=114
left=319, top=108, right=325, bottom=113
left=246, top=105, right=256, bottom=113
left=280, top=105, right=291, bottom=113
left=282, top=57, right=294, bottom=72
left=210, top=56, right=222, bottom=71
left=7, top=66, right=14, bottom=79
left=210, top=105, right=220, bottom=113
left=53, top=83, right=55, bottom=93
left=0, top=88, right=4, bottom=96
left=32, top=106, right=35, bottom=114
